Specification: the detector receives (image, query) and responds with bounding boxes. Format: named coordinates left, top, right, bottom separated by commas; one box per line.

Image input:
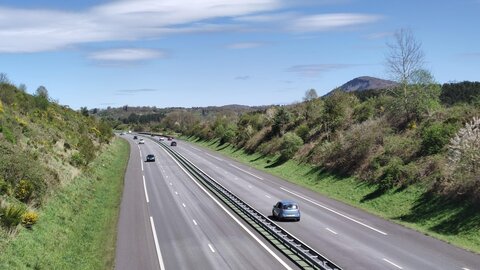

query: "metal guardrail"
left=142, top=134, right=341, bottom=270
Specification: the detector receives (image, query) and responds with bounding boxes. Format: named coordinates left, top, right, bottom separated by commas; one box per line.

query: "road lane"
left=170, top=138, right=480, bottom=270
left=116, top=135, right=298, bottom=270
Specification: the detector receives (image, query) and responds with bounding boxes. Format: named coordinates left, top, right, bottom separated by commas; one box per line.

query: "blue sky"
left=0, top=0, right=479, bottom=109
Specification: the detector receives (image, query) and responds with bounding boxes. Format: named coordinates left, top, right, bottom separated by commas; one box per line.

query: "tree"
left=80, top=107, right=89, bottom=117
left=385, top=29, right=438, bottom=123
left=0, top=73, right=9, bottom=84
left=303, top=89, right=318, bottom=101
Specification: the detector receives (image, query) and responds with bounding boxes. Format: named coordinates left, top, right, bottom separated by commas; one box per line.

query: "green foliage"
left=421, top=122, right=456, bottom=155
left=0, top=201, right=26, bottom=229
left=323, top=90, right=358, bottom=132
left=441, top=81, right=480, bottom=105
left=1, top=125, right=15, bottom=144
left=279, top=132, right=303, bottom=161
left=272, top=107, right=292, bottom=136
left=295, top=124, right=310, bottom=142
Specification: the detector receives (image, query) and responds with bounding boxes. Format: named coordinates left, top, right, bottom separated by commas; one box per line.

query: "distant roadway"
left=115, top=134, right=480, bottom=270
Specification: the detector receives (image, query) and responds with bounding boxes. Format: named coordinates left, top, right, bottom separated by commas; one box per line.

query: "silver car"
left=272, top=200, right=300, bottom=221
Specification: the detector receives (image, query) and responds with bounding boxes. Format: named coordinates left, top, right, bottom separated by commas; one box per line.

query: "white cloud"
left=89, top=48, right=165, bottom=62
left=227, top=42, right=264, bottom=49
left=0, top=0, right=282, bottom=53
left=290, top=13, right=381, bottom=32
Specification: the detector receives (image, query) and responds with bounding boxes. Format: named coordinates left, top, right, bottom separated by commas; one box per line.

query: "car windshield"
left=283, top=204, right=298, bottom=210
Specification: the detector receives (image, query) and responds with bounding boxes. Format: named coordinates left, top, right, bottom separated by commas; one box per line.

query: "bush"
left=14, top=179, right=33, bottom=202
left=295, top=124, right=310, bottom=142
left=421, top=122, right=456, bottom=155
left=70, top=152, right=85, bottom=167
left=279, top=132, right=303, bottom=161
left=0, top=200, right=26, bottom=229
left=21, top=211, right=39, bottom=228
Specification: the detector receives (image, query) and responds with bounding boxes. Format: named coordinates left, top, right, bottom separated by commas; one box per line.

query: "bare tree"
left=0, top=73, right=9, bottom=84
left=303, top=88, right=318, bottom=101
left=386, top=28, right=425, bottom=84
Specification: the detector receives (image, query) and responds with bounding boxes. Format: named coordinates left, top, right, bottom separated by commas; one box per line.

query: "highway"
left=115, top=135, right=299, bottom=270
left=116, top=134, right=480, bottom=270
left=170, top=137, right=480, bottom=270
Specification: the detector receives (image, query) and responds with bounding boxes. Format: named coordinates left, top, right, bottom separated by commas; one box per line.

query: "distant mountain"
left=338, top=76, right=398, bottom=92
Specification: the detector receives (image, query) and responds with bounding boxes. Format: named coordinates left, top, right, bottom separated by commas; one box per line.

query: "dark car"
left=167, top=137, right=173, bottom=141
left=272, top=200, right=300, bottom=221
left=170, top=141, right=177, bottom=146
left=133, top=135, right=138, bottom=140
left=146, top=154, right=155, bottom=162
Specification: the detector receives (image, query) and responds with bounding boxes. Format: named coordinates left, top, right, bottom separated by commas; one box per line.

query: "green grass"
left=0, top=138, right=130, bottom=269
left=183, top=136, right=480, bottom=254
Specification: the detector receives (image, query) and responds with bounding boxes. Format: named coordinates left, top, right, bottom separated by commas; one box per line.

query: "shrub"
left=0, top=201, right=26, bottom=229
left=421, top=122, right=456, bottom=155
left=14, top=179, right=33, bottom=202
left=2, top=126, right=15, bottom=144
left=70, top=152, right=85, bottom=167
left=443, top=116, right=480, bottom=201
left=279, top=132, right=303, bottom=161
left=21, top=211, right=39, bottom=227
left=295, top=124, right=310, bottom=142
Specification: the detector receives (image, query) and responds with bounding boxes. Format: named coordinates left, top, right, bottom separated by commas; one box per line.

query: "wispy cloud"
left=227, top=42, right=264, bottom=49
left=0, top=0, right=282, bottom=53
left=286, top=64, right=354, bottom=77
left=364, top=32, right=393, bottom=40
left=290, top=13, right=382, bottom=32
left=235, top=75, right=251, bottom=80
left=89, top=48, right=165, bottom=62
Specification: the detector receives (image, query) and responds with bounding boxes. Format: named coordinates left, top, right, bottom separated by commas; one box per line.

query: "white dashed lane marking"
left=382, top=258, right=403, bottom=269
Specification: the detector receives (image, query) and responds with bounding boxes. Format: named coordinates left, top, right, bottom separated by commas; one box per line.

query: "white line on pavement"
left=182, top=203, right=186, bottom=208
left=143, top=175, right=149, bottom=203
left=265, top=195, right=271, bottom=199
left=326, top=228, right=338, bottom=235
left=169, top=182, right=172, bottom=186
left=382, top=258, right=403, bottom=269
left=248, top=185, right=252, bottom=188
left=193, top=219, right=198, bottom=226
left=208, top=243, right=215, bottom=253
left=175, top=191, right=178, bottom=195
left=150, top=217, right=166, bottom=270
left=462, top=268, right=471, bottom=270
left=229, top=163, right=264, bottom=180
left=280, top=187, right=388, bottom=235
left=161, top=148, right=293, bottom=270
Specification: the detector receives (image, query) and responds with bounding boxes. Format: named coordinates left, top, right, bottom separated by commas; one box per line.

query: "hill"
left=0, top=80, right=113, bottom=233
left=338, top=76, right=398, bottom=92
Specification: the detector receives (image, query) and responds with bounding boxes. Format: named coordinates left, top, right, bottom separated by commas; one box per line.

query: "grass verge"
left=183, top=136, right=480, bottom=254
left=0, top=137, right=130, bottom=269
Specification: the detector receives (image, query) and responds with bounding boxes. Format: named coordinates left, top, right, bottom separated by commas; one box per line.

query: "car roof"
left=278, top=200, right=297, bottom=204
left=147, top=154, right=154, bottom=156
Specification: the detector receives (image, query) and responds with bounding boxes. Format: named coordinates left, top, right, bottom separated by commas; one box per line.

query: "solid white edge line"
left=150, top=217, right=166, bottom=270
left=229, top=163, right=264, bottom=180
left=193, top=219, right=198, bottom=226
left=280, top=187, right=388, bottom=235
left=141, top=160, right=144, bottom=171
left=326, top=228, right=338, bottom=235
left=462, top=268, right=470, bottom=270
left=143, top=175, right=149, bottom=203
left=160, top=147, right=293, bottom=270
left=208, top=243, right=216, bottom=253
left=382, top=258, right=403, bottom=269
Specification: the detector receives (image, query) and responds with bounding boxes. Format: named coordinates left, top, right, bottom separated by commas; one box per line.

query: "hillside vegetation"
left=0, top=77, right=113, bottom=238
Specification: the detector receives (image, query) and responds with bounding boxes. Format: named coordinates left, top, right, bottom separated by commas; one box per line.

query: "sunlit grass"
left=0, top=138, right=130, bottom=269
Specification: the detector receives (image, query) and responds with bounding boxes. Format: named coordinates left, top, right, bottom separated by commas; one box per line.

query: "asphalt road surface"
left=166, top=137, right=480, bottom=270
left=115, top=135, right=299, bottom=270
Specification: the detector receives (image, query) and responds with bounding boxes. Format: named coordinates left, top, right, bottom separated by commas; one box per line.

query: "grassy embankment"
left=184, top=136, right=480, bottom=254
left=0, top=138, right=129, bottom=269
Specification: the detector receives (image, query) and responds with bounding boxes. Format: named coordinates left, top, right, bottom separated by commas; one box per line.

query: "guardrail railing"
left=142, top=134, right=341, bottom=270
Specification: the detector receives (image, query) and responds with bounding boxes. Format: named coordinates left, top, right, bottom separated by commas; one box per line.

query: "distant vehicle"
left=159, top=137, right=165, bottom=141
left=120, top=132, right=125, bottom=135
left=272, top=200, right=300, bottom=221
left=139, top=139, right=145, bottom=144
left=128, top=130, right=132, bottom=134
left=133, top=136, right=138, bottom=140
left=170, top=141, right=177, bottom=146
left=146, top=154, right=155, bottom=162
left=167, top=137, right=173, bottom=141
